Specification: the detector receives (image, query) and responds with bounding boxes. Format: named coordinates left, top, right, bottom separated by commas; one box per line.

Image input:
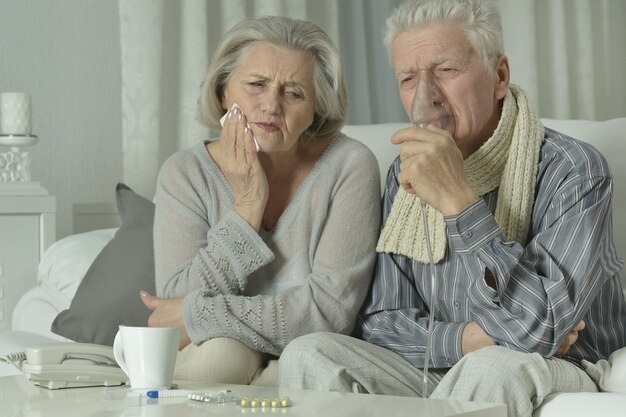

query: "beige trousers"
left=278, top=332, right=598, bottom=417
left=174, top=337, right=278, bottom=386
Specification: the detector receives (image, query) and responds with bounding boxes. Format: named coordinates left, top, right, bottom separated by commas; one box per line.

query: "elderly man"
left=278, top=1, right=626, bottom=416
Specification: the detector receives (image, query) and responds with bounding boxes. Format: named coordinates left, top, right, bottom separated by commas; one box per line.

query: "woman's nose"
left=261, top=89, right=282, bottom=115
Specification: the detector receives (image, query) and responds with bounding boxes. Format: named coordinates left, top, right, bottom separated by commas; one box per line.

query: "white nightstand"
left=0, top=194, right=56, bottom=331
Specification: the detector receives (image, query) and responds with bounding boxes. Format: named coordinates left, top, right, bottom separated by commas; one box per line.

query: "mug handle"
left=112, top=330, right=129, bottom=376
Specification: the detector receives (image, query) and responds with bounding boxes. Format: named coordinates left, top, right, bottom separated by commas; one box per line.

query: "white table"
left=1, top=374, right=506, bottom=416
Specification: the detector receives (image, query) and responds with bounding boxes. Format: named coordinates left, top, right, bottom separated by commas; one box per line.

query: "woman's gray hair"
left=384, top=0, right=504, bottom=73
left=199, top=16, right=347, bottom=141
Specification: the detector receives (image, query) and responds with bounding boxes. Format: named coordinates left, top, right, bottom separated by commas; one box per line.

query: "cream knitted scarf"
left=376, top=84, right=544, bottom=263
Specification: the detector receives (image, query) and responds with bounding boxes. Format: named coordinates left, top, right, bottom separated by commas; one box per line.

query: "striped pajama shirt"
left=360, top=127, right=626, bottom=369
left=278, top=127, right=626, bottom=417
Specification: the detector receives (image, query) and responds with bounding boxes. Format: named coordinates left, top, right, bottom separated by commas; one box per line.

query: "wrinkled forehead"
left=233, top=41, right=316, bottom=86
left=391, top=23, right=475, bottom=71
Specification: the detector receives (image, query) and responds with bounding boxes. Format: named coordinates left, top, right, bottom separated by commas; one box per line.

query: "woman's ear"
left=494, top=55, right=510, bottom=100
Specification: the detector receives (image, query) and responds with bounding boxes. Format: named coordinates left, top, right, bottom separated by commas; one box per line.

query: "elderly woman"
left=140, top=16, right=380, bottom=386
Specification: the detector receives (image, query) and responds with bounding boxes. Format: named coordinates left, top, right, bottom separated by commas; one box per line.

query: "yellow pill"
left=281, top=398, right=289, bottom=407
left=261, top=399, right=270, bottom=408
left=271, top=399, right=279, bottom=408
left=250, top=399, right=259, bottom=407
left=240, top=398, right=249, bottom=407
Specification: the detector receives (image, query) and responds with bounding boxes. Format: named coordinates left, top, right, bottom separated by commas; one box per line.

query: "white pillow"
left=37, top=228, right=117, bottom=300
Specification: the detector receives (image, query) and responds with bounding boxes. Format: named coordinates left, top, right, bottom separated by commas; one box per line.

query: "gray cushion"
left=51, top=183, right=155, bottom=346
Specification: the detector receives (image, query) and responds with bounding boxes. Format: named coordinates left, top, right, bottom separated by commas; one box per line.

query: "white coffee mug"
left=113, top=325, right=180, bottom=389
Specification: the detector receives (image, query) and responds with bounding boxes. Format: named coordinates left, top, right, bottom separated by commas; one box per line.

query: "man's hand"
left=140, top=291, right=191, bottom=350
left=555, top=320, right=585, bottom=357
left=392, top=125, right=478, bottom=216
left=461, top=321, right=495, bottom=355
left=461, top=320, right=585, bottom=358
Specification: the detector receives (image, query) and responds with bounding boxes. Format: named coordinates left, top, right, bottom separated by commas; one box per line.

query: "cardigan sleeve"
left=183, top=143, right=381, bottom=355
left=153, top=150, right=275, bottom=299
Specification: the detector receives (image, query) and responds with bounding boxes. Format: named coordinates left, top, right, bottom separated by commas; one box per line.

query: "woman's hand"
left=140, top=291, right=191, bottom=350
left=219, top=106, right=268, bottom=230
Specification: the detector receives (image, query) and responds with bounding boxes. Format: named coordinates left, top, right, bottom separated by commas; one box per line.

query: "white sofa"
left=3, top=118, right=625, bottom=416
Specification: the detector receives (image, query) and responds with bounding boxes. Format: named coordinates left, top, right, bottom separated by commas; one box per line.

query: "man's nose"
left=411, top=70, right=446, bottom=125
left=415, top=70, right=444, bottom=106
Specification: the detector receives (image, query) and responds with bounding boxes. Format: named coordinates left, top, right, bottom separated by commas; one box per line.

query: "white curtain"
left=119, top=0, right=626, bottom=198
left=500, top=0, right=626, bottom=121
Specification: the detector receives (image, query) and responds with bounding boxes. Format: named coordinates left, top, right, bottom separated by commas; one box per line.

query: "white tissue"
left=220, top=103, right=260, bottom=151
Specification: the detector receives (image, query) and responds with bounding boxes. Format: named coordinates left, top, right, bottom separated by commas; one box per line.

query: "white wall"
left=0, top=0, right=122, bottom=239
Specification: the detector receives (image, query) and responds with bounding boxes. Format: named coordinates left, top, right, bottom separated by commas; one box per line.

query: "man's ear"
left=494, top=55, right=510, bottom=100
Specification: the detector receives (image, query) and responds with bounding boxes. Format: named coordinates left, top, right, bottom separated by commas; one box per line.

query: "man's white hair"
left=384, top=0, right=504, bottom=73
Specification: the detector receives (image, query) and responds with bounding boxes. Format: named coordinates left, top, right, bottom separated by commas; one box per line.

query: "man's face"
left=392, top=23, right=508, bottom=158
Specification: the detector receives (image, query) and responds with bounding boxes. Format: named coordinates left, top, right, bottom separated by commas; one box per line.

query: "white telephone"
left=3, top=342, right=128, bottom=389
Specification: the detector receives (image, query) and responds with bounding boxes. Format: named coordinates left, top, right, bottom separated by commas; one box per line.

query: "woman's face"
left=392, top=23, right=508, bottom=158
left=222, top=42, right=317, bottom=153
